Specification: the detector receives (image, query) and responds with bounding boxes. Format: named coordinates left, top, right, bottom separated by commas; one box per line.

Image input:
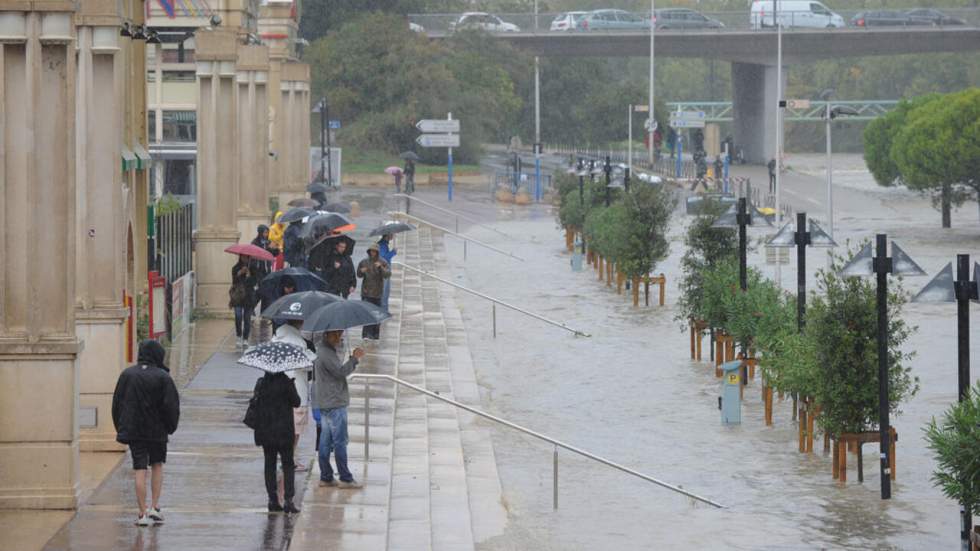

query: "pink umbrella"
left=385, top=166, right=403, bottom=175
left=224, top=243, right=275, bottom=261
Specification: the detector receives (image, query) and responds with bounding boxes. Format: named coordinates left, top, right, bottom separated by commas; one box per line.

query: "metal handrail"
left=394, top=261, right=590, bottom=338
left=351, top=372, right=724, bottom=509
left=392, top=193, right=515, bottom=239
left=389, top=211, right=525, bottom=262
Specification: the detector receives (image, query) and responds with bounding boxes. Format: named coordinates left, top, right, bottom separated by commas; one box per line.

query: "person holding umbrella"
left=312, top=330, right=365, bottom=489
left=230, top=255, right=259, bottom=348
left=385, top=166, right=403, bottom=193
left=377, top=234, right=396, bottom=312
left=271, top=316, right=314, bottom=471
left=357, top=244, right=390, bottom=340
left=322, top=238, right=356, bottom=298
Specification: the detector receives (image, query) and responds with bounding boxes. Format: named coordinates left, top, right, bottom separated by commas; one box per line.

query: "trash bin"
left=571, top=238, right=583, bottom=272
left=720, top=360, right=742, bottom=425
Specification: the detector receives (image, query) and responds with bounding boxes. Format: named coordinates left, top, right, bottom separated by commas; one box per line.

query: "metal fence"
left=546, top=144, right=697, bottom=180
left=155, top=203, right=193, bottom=285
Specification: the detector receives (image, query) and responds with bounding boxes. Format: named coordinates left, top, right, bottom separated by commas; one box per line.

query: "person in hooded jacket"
left=377, top=234, right=397, bottom=312
left=282, top=220, right=306, bottom=269
left=269, top=212, right=286, bottom=271
left=322, top=239, right=356, bottom=298
left=357, top=243, right=390, bottom=339
left=112, top=340, right=180, bottom=526
left=251, top=370, right=301, bottom=513
left=230, top=255, right=258, bottom=347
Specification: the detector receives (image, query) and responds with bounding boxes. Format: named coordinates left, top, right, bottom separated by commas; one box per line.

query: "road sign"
left=670, top=110, right=706, bottom=121
left=645, top=118, right=658, bottom=132
left=416, top=133, right=460, bottom=148
left=328, top=119, right=341, bottom=129
left=669, top=119, right=706, bottom=129
left=788, top=99, right=811, bottom=109
left=633, top=105, right=649, bottom=112
left=416, top=119, right=460, bottom=133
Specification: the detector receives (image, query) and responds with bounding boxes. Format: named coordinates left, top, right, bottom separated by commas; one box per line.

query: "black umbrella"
left=238, top=341, right=315, bottom=373
left=301, top=300, right=391, bottom=333
left=300, top=212, right=354, bottom=241
left=399, top=151, right=420, bottom=161
left=258, top=268, right=328, bottom=305
left=323, top=202, right=351, bottom=214
left=369, top=221, right=416, bottom=237
left=261, top=290, right=344, bottom=322
left=308, top=234, right=356, bottom=262
left=280, top=207, right=313, bottom=224
left=307, top=182, right=329, bottom=194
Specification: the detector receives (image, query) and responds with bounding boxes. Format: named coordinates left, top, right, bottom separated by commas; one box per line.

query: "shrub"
left=925, top=382, right=980, bottom=516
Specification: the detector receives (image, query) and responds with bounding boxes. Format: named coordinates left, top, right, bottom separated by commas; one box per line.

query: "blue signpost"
left=415, top=115, right=461, bottom=202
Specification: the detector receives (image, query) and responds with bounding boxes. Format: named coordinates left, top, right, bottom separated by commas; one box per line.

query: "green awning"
left=133, top=144, right=152, bottom=170
left=121, top=147, right=137, bottom=172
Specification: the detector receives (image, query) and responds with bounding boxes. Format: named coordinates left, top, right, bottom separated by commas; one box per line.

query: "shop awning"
left=133, top=144, right=152, bottom=170
left=121, top=147, right=137, bottom=172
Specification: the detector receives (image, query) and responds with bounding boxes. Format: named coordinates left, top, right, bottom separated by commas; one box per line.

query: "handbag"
left=243, top=378, right=263, bottom=429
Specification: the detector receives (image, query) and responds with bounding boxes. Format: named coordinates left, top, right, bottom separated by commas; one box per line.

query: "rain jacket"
left=250, top=372, right=300, bottom=448
left=323, top=251, right=356, bottom=298
left=311, top=342, right=358, bottom=410
left=357, top=252, right=390, bottom=299
left=269, top=212, right=285, bottom=253
left=112, top=341, right=180, bottom=444
left=378, top=237, right=397, bottom=265
left=230, top=260, right=258, bottom=308
left=272, top=324, right=312, bottom=406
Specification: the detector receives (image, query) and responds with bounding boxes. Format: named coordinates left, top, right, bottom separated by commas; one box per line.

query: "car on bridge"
left=551, top=11, right=588, bottom=31
left=904, top=8, right=967, bottom=26
left=850, top=10, right=935, bottom=27
left=575, top=9, right=650, bottom=31
left=654, top=8, right=724, bottom=29
left=450, top=12, right=520, bottom=33
left=750, top=0, right=845, bottom=29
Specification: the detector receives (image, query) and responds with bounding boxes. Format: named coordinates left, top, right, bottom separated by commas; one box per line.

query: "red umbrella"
left=225, top=243, right=275, bottom=261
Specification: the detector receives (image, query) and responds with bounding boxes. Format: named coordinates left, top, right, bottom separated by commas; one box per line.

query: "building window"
left=162, top=71, right=196, bottom=83
left=161, top=48, right=195, bottom=64
left=164, top=159, right=196, bottom=197
left=162, top=111, right=196, bottom=143
left=148, top=110, right=157, bottom=142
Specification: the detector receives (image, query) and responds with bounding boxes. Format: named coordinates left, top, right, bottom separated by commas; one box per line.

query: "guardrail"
left=389, top=211, right=525, bottom=262
left=351, top=372, right=723, bottom=509
left=392, top=193, right=515, bottom=238
left=394, top=261, right=590, bottom=338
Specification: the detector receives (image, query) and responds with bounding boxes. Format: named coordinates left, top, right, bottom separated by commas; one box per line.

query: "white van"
left=750, top=1, right=845, bottom=29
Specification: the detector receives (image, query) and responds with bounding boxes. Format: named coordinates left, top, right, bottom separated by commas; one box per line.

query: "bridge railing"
left=409, top=8, right=980, bottom=35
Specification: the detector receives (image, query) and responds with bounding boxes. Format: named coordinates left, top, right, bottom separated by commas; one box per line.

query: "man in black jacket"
left=112, top=340, right=181, bottom=526
left=323, top=239, right=356, bottom=298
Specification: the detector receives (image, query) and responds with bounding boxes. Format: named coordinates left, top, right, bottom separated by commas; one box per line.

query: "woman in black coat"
left=251, top=371, right=301, bottom=513
left=230, top=255, right=258, bottom=348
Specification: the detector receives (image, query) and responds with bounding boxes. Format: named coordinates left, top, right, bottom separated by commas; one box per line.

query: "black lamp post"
left=913, top=254, right=980, bottom=547
left=841, top=234, right=926, bottom=500
left=603, top=156, right=612, bottom=207
left=766, top=212, right=836, bottom=331
left=577, top=159, right=585, bottom=206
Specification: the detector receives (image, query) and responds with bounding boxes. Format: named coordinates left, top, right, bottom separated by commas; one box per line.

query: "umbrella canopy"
left=323, top=202, right=351, bottom=214
left=225, top=243, right=275, bottom=261
left=288, top=197, right=318, bottom=208
left=399, top=151, right=420, bottom=161
left=280, top=207, right=313, bottom=224
left=300, top=212, right=354, bottom=241
left=385, top=166, right=403, bottom=175
left=369, top=221, right=416, bottom=237
left=261, top=290, right=345, bottom=322
left=238, top=341, right=315, bottom=373
left=307, top=182, right=330, bottom=194
left=302, top=300, right=391, bottom=333
left=258, top=268, right=328, bottom=304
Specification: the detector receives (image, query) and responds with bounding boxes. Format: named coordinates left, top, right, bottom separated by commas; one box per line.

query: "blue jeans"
left=318, top=407, right=352, bottom=483
left=381, top=278, right=392, bottom=312
left=233, top=306, right=252, bottom=340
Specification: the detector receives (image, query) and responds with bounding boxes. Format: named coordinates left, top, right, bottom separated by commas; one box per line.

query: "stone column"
left=279, top=61, right=310, bottom=203
left=0, top=4, right=81, bottom=509
left=74, top=0, right=128, bottom=451
left=235, top=44, right=270, bottom=238
left=193, top=29, right=240, bottom=316
left=731, top=61, right=785, bottom=164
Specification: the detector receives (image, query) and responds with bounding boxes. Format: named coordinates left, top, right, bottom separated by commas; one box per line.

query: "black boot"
left=268, top=501, right=283, bottom=512
left=283, top=501, right=300, bottom=514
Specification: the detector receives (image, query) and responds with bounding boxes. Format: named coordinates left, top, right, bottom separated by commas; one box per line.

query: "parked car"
left=450, top=12, right=520, bottom=33
left=850, top=10, right=934, bottom=27
left=750, top=0, right=845, bottom=29
left=576, top=9, right=650, bottom=31
left=550, top=11, right=587, bottom=31
left=655, top=8, right=724, bottom=29
left=409, top=21, right=425, bottom=33
left=905, top=8, right=966, bottom=26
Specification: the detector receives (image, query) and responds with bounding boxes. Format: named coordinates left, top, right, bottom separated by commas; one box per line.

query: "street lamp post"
left=841, top=235, right=926, bottom=500
left=648, top=0, right=656, bottom=164
left=577, top=159, right=585, bottom=207
left=913, top=254, right=980, bottom=549
left=819, top=90, right=859, bottom=238
left=766, top=212, right=837, bottom=330
left=604, top=156, right=612, bottom=207
left=534, top=0, right=542, bottom=202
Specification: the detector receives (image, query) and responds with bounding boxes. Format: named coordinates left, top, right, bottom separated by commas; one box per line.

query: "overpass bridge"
left=412, top=10, right=980, bottom=161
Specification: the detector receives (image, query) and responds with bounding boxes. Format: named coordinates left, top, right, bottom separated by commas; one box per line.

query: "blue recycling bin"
left=720, top=360, right=742, bottom=425
left=571, top=239, right=583, bottom=272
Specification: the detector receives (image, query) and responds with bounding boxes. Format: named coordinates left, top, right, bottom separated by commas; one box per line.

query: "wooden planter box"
left=832, top=428, right=898, bottom=484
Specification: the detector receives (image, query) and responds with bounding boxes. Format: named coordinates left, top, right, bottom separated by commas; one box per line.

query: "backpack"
left=243, top=377, right=264, bottom=429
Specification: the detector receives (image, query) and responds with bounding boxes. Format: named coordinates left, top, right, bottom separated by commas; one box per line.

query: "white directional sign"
left=670, top=110, right=706, bottom=121
left=416, top=119, right=460, bottom=133
left=669, top=119, right=706, bottom=129
left=416, top=133, right=460, bottom=148
left=645, top=118, right=658, bottom=132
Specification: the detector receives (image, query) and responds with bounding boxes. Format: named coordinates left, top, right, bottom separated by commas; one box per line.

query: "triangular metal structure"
left=891, top=242, right=927, bottom=276
left=912, top=262, right=954, bottom=303
left=808, top=220, right=837, bottom=248
left=765, top=220, right=796, bottom=248
left=839, top=243, right=873, bottom=277
left=751, top=203, right=774, bottom=227
left=711, top=205, right=738, bottom=228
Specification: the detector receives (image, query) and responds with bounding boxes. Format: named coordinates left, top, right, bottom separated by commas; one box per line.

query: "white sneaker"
left=148, top=507, right=164, bottom=524
left=135, top=513, right=151, bottom=526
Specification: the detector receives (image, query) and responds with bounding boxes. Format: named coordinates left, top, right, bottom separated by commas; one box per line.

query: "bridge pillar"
left=731, top=62, right=785, bottom=164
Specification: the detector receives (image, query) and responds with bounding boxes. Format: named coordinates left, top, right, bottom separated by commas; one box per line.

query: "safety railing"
left=351, top=372, right=724, bottom=509
left=392, top=193, right=515, bottom=239
left=389, top=211, right=525, bottom=262
left=393, top=261, right=590, bottom=338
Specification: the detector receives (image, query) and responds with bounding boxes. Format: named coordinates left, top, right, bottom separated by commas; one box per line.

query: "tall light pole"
left=774, top=0, right=783, bottom=286
left=534, top=0, right=542, bottom=201
left=648, top=0, right=655, bottom=164
left=819, top=90, right=859, bottom=239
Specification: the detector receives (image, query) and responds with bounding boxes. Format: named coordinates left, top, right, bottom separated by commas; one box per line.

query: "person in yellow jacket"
left=269, top=211, right=286, bottom=271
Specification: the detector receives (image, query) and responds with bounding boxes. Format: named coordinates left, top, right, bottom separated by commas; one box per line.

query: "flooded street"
left=411, top=153, right=980, bottom=550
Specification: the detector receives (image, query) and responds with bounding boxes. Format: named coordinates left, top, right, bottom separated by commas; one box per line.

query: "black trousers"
left=362, top=295, right=382, bottom=339
left=263, top=444, right=295, bottom=504
left=769, top=173, right=776, bottom=194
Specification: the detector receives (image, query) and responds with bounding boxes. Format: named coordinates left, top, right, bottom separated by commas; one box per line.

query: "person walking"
left=403, top=158, right=416, bottom=194
left=112, top=340, right=180, bottom=526
left=271, top=318, right=313, bottom=471
left=313, top=331, right=365, bottom=489
left=393, top=171, right=402, bottom=194
left=377, top=234, right=397, bottom=312
left=269, top=212, right=286, bottom=271
left=282, top=221, right=306, bottom=269
left=357, top=243, right=390, bottom=340
left=768, top=158, right=777, bottom=194
left=230, top=255, right=258, bottom=348
left=714, top=156, right=724, bottom=189
left=323, top=240, right=356, bottom=298
left=250, top=370, right=301, bottom=513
